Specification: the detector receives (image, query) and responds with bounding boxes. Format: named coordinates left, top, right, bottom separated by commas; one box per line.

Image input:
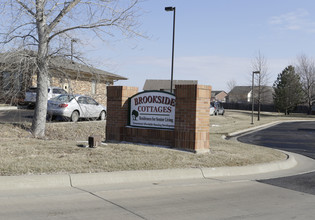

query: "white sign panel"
left=129, top=91, right=176, bottom=129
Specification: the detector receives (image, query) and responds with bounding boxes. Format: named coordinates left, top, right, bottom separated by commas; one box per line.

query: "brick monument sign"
left=106, top=84, right=211, bottom=153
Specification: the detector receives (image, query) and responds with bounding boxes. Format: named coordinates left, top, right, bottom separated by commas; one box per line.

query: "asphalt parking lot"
left=0, top=108, right=105, bottom=123
left=238, top=121, right=315, bottom=195
left=238, top=121, right=315, bottom=159
left=0, top=109, right=34, bottom=123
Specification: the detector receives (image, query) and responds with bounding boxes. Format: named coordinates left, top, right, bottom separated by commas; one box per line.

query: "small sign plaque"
left=128, top=91, right=176, bottom=129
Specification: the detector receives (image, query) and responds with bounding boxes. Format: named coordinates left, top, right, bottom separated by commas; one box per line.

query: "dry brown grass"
left=1, top=110, right=313, bottom=176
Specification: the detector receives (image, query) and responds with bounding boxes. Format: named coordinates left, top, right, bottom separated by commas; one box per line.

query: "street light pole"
left=258, top=74, right=261, bottom=121
left=165, top=6, right=176, bottom=93
left=251, top=71, right=260, bottom=124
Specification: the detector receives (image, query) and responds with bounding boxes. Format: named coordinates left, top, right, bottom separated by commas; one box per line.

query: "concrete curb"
left=201, top=152, right=297, bottom=178
left=227, top=119, right=315, bottom=138
left=0, top=152, right=297, bottom=190
left=70, top=168, right=203, bottom=187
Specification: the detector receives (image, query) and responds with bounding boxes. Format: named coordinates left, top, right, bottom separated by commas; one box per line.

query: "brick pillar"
left=174, top=85, right=211, bottom=153
left=106, top=86, right=138, bottom=142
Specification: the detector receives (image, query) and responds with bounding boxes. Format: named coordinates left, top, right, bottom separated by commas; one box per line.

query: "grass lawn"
left=0, top=110, right=313, bottom=176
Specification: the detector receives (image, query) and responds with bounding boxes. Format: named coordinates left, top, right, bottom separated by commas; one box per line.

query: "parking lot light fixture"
left=165, top=6, right=176, bottom=93
left=251, top=71, right=260, bottom=124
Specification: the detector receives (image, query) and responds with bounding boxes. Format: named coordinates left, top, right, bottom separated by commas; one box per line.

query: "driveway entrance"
left=238, top=121, right=315, bottom=195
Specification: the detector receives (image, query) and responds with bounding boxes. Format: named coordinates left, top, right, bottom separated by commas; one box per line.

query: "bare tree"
left=250, top=51, right=270, bottom=120
left=226, top=79, right=237, bottom=92
left=295, top=54, right=315, bottom=114
left=0, top=0, right=142, bottom=138
left=0, top=50, right=37, bottom=105
left=251, top=51, right=270, bottom=89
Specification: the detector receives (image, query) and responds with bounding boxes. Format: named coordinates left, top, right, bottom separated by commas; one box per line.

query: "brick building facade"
left=0, top=51, right=126, bottom=105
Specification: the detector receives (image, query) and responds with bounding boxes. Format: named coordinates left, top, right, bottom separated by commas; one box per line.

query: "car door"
left=77, top=96, right=89, bottom=118
left=85, top=97, right=100, bottom=118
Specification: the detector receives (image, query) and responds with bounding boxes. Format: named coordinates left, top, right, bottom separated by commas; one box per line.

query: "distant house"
left=227, top=86, right=274, bottom=104
left=143, top=79, right=198, bottom=92
left=211, top=90, right=227, bottom=102
left=0, top=51, right=127, bottom=105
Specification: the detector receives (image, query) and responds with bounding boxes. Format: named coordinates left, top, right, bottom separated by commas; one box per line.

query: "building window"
left=91, top=80, right=97, bottom=94
left=62, top=83, right=69, bottom=92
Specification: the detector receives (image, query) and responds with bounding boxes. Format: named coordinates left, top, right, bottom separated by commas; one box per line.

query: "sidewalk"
left=1, top=151, right=314, bottom=190
left=0, top=106, right=17, bottom=111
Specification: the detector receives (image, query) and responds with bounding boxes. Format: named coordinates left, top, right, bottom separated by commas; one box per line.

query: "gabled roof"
left=143, top=79, right=198, bottom=91
left=0, top=50, right=127, bottom=81
left=50, top=57, right=127, bottom=81
left=228, top=86, right=274, bottom=95
left=211, top=90, right=227, bottom=95
left=228, top=86, right=252, bottom=95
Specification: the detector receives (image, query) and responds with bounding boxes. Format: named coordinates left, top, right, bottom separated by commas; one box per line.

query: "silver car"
left=211, top=101, right=225, bottom=115
left=47, top=94, right=106, bottom=122
left=23, top=87, right=67, bottom=108
left=210, top=104, right=215, bottom=115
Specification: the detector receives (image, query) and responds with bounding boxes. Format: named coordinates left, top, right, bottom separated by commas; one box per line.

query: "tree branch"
left=15, top=0, right=36, bottom=17
left=47, top=0, right=81, bottom=34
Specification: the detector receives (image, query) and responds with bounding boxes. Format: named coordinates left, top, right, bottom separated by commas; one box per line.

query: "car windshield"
left=211, top=102, right=222, bottom=108
left=51, top=94, right=75, bottom=102
left=53, top=88, right=67, bottom=94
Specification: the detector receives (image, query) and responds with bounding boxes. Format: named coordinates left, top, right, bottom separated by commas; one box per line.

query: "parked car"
left=23, top=87, right=67, bottom=107
left=211, top=101, right=225, bottom=115
left=210, top=104, right=215, bottom=115
left=47, top=94, right=106, bottom=122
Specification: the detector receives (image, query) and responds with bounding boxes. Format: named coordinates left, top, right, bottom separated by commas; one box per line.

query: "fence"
left=222, top=102, right=309, bottom=114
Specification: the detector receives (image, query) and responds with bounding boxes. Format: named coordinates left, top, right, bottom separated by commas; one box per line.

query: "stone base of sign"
left=123, top=127, right=174, bottom=146
left=106, top=85, right=211, bottom=153
left=105, top=86, right=138, bottom=142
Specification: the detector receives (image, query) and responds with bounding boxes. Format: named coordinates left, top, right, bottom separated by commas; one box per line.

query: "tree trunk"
left=31, top=0, right=49, bottom=138
left=31, top=62, right=49, bottom=138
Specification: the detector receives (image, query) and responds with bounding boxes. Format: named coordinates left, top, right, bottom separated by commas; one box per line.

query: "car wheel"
left=71, top=111, right=79, bottom=122
left=46, top=114, right=52, bottom=121
left=46, top=114, right=56, bottom=121
left=99, top=111, right=106, bottom=120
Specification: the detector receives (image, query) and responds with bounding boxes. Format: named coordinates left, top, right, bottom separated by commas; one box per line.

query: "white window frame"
left=91, top=80, right=97, bottom=95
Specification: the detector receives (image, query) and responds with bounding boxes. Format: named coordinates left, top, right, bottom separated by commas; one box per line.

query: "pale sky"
left=85, top=0, right=315, bottom=92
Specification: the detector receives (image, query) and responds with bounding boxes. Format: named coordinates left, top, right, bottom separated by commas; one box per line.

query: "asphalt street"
left=238, top=121, right=315, bottom=195
left=0, top=109, right=34, bottom=123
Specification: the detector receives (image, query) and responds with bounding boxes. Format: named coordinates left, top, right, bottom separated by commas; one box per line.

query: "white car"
left=47, top=94, right=106, bottom=122
left=210, top=104, right=215, bottom=115
left=24, top=87, right=67, bottom=107
left=212, top=101, right=225, bottom=115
